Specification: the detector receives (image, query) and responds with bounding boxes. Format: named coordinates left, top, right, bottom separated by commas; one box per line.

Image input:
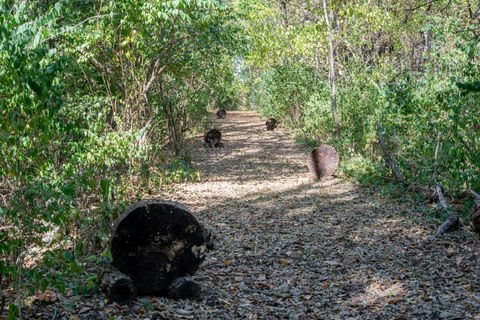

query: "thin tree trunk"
left=322, top=0, right=340, bottom=137
left=434, top=182, right=459, bottom=236
left=433, top=134, right=459, bottom=236
left=376, top=123, right=404, bottom=181
left=470, top=189, right=480, bottom=233
left=279, top=0, right=289, bottom=27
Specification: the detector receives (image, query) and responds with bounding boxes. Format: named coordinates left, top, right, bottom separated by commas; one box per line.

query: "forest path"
left=157, top=111, right=480, bottom=319
left=26, top=111, right=478, bottom=319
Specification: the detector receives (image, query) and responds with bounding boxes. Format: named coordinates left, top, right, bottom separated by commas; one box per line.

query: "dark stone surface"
left=216, top=109, right=227, bottom=119
left=167, top=277, right=202, bottom=300
left=111, top=200, right=212, bottom=295
left=108, top=278, right=137, bottom=305
left=265, top=118, right=277, bottom=131
left=204, top=129, right=222, bottom=148
left=307, top=145, right=339, bottom=179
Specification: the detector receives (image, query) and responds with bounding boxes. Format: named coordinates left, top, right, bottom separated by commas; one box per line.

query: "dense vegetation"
left=0, top=0, right=242, bottom=316
left=1, top=0, right=479, bottom=317
left=243, top=0, right=479, bottom=195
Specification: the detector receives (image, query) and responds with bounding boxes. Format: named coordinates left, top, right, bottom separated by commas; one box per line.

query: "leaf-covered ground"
left=23, top=111, right=480, bottom=319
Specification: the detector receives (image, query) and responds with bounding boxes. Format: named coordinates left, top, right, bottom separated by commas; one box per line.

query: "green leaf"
left=7, top=303, right=19, bottom=320
left=33, top=29, right=41, bottom=47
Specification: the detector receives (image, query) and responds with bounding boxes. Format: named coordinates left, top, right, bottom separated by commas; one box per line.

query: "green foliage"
left=242, top=0, right=480, bottom=196
left=340, top=155, right=382, bottom=185
left=250, top=61, right=320, bottom=128
left=0, top=0, right=244, bottom=313
left=2, top=0, right=479, bottom=314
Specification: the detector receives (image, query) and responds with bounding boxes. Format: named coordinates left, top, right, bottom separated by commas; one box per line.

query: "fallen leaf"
left=324, top=260, right=341, bottom=266
left=279, top=259, right=289, bottom=266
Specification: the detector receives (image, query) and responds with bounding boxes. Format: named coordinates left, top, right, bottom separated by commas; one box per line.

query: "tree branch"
left=376, top=123, right=404, bottom=181
left=433, top=134, right=459, bottom=236
left=46, top=13, right=116, bottom=41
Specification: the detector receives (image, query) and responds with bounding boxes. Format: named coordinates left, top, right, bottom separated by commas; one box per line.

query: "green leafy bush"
left=0, top=0, right=243, bottom=312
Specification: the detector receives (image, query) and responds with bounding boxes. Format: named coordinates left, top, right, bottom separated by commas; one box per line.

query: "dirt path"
left=23, top=111, right=480, bottom=319
left=156, top=111, right=480, bottom=319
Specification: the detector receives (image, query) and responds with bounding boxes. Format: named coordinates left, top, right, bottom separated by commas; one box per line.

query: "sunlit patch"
left=350, top=279, right=406, bottom=306
left=286, top=207, right=315, bottom=217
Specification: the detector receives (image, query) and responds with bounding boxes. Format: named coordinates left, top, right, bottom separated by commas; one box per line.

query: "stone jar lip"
left=111, top=199, right=190, bottom=236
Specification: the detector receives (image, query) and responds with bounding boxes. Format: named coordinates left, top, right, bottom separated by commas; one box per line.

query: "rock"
left=100, top=267, right=137, bottom=304
left=307, top=145, right=339, bottom=179
left=204, top=129, right=222, bottom=148
left=472, top=204, right=480, bottom=234
left=216, top=109, right=227, bottom=119
left=110, top=200, right=213, bottom=296
left=266, top=118, right=278, bottom=131
left=167, top=277, right=202, bottom=300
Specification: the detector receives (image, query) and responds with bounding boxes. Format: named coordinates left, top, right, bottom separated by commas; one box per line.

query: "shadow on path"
left=158, top=111, right=480, bottom=319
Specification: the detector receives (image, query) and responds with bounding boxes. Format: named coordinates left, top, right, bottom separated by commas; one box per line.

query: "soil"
left=20, top=111, right=480, bottom=319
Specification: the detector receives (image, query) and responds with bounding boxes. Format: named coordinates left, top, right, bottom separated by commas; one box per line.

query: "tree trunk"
left=159, top=81, right=184, bottom=156
left=431, top=133, right=459, bottom=236
left=376, top=123, right=404, bottom=181
left=279, top=0, right=289, bottom=27
left=470, top=190, right=480, bottom=234
left=322, top=0, right=341, bottom=137
left=435, top=183, right=460, bottom=236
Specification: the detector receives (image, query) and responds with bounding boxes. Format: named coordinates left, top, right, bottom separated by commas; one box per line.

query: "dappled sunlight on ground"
left=150, top=111, right=480, bottom=318
left=350, top=279, right=406, bottom=307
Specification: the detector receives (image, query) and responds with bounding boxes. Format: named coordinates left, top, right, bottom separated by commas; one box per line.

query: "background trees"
left=240, top=0, right=479, bottom=194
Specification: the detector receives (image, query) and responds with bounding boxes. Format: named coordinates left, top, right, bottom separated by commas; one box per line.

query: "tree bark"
left=434, top=182, right=460, bottom=236
left=279, top=0, right=289, bottom=27
left=376, top=123, right=404, bottom=181
left=470, top=189, right=480, bottom=233
left=431, top=133, right=459, bottom=236
left=322, top=0, right=341, bottom=137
